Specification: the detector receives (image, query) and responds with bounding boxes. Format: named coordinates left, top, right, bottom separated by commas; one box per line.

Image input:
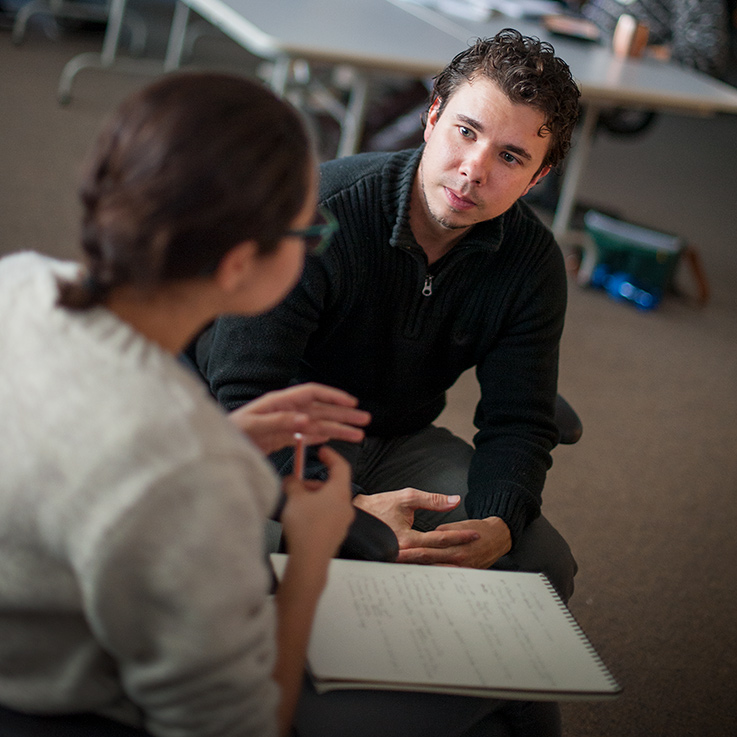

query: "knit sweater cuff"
left=465, top=482, right=540, bottom=548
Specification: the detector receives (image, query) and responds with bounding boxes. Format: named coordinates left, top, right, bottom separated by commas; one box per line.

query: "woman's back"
left=0, top=252, right=280, bottom=736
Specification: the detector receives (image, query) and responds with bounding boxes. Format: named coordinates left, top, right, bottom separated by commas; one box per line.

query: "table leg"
left=163, top=1, right=191, bottom=72
left=57, top=0, right=126, bottom=103
left=261, top=56, right=369, bottom=159
left=269, top=56, right=292, bottom=97
left=337, top=71, right=369, bottom=158
left=551, top=102, right=601, bottom=245
left=100, top=0, right=126, bottom=67
left=57, top=0, right=163, bottom=104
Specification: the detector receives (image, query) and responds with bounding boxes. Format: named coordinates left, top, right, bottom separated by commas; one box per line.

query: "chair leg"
left=12, top=0, right=55, bottom=44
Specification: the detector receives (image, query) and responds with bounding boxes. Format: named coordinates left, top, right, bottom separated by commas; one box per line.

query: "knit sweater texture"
left=0, top=253, right=280, bottom=737
left=193, top=148, right=567, bottom=543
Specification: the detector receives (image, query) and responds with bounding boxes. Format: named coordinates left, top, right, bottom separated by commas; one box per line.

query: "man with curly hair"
left=190, top=30, right=581, bottom=609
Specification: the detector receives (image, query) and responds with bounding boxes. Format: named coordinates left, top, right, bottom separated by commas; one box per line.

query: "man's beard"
left=420, top=171, right=473, bottom=232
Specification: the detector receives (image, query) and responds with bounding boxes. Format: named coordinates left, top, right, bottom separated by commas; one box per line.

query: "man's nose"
left=459, top=149, right=491, bottom=186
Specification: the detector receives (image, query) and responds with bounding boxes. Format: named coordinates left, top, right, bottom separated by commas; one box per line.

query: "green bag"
left=584, top=210, right=684, bottom=293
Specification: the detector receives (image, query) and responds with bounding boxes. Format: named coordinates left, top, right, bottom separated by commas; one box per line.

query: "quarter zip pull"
left=422, top=274, right=434, bottom=296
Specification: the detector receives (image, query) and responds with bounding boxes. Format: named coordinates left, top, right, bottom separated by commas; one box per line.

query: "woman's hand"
left=280, top=446, right=354, bottom=563
left=272, top=446, right=354, bottom=737
left=228, top=382, right=370, bottom=454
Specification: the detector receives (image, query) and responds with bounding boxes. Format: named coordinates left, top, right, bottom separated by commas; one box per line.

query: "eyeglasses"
left=285, top=207, right=338, bottom=255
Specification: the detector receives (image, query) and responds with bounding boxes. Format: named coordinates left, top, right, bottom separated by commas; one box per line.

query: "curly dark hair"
left=59, top=72, right=312, bottom=309
left=429, top=29, right=581, bottom=170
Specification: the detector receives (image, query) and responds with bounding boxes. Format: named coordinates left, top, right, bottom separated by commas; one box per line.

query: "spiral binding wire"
left=540, top=574, right=622, bottom=695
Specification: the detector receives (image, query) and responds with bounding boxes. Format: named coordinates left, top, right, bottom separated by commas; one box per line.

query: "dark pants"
left=295, top=678, right=562, bottom=737
left=331, top=424, right=577, bottom=602
left=0, top=704, right=150, bottom=737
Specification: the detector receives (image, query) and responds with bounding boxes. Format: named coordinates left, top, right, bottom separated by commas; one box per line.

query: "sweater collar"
left=381, top=146, right=505, bottom=254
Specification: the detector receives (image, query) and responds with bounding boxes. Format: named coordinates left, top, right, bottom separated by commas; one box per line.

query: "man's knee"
left=493, top=516, right=577, bottom=603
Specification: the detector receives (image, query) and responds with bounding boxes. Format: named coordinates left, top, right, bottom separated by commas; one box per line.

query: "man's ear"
left=424, top=97, right=442, bottom=142
left=522, top=165, right=551, bottom=197
left=213, top=241, right=259, bottom=294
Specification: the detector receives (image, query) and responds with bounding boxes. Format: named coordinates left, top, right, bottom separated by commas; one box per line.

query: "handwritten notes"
left=270, top=555, right=620, bottom=699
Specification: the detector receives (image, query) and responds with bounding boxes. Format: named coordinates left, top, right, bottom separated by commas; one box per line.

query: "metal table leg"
left=57, top=0, right=161, bottom=104
left=337, top=71, right=369, bottom=158
left=551, top=103, right=601, bottom=245
left=163, top=0, right=191, bottom=72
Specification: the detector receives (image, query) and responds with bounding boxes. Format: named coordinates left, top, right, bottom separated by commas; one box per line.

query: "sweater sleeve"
left=466, top=223, right=567, bottom=544
left=78, top=457, right=279, bottom=737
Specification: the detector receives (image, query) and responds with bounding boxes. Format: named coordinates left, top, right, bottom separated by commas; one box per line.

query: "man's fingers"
left=399, top=528, right=479, bottom=550
left=396, top=547, right=463, bottom=566
left=393, top=490, right=463, bottom=513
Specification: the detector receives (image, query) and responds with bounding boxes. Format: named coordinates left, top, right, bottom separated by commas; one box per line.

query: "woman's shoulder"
left=0, top=251, right=80, bottom=308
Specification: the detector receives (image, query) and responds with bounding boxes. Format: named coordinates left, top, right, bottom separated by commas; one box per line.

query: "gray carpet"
left=1, top=4, right=736, bottom=735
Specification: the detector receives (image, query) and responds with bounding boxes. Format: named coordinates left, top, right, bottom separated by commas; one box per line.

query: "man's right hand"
left=352, top=489, right=479, bottom=555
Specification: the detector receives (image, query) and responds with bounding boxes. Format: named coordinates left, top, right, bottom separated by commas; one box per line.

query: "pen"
left=293, top=432, right=305, bottom=480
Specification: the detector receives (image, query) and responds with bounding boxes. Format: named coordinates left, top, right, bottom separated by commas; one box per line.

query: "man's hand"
left=353, top=489, right=481, bottom=552
left=399, top=516, right=512, bottom=569
left=228, top=382, right=371, bottom=454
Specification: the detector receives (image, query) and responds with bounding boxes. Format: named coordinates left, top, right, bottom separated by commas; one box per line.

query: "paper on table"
left=397, top=0, right=564, bottom=20
left=482, top=0, right=564, bottom=18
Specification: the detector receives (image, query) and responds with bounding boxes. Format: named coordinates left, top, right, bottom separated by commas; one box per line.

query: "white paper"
left=271, top=555, right=620, bottom=699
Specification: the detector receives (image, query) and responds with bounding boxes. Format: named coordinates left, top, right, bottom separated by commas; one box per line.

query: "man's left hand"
left=397, top=516, right=512, bottom=569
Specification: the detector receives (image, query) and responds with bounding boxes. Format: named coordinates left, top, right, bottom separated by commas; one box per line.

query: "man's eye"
left=459, top=126, right=473, bottom=138
left=502, top=152, right=519, bottom=164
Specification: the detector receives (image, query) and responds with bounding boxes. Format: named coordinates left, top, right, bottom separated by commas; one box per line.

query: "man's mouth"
left=444, top=187, right=477, bottom=211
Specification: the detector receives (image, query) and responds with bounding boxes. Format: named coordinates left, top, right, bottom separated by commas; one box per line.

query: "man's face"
left=415, top=76, right=551, bottom=239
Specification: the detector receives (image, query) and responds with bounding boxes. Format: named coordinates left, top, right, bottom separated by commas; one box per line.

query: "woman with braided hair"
left=0, top=71, right=367, bottom=737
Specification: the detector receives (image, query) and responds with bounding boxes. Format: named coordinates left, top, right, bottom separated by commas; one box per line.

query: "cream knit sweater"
left=0, top=252, right=280, bottom=737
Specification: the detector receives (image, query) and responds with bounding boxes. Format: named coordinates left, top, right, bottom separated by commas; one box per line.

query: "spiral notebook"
left=271, top=554, right=621, bottom=701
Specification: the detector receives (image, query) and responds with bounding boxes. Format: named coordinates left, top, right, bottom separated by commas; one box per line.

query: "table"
left=58, top=0, right=466, bottom=156
left=57, top=0, right=737, bottom=242
left=161, top=0, right=467, bottom=157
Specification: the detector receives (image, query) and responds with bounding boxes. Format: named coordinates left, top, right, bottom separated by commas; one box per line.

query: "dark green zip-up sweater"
left=193, top=148, right=567, bottom=544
